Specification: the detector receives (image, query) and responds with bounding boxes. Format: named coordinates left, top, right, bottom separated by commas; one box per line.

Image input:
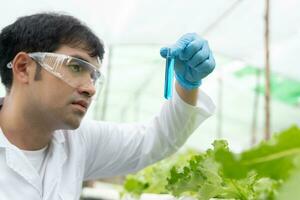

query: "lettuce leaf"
left=122, top=126, right=300, bottom=199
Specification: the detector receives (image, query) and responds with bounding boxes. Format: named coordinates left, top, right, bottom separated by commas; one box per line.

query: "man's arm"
left=175, top=81, right=198, bottom=106
left=79, top=88, right=215, bottom=180
left=80, top=33, right=216, bottom=180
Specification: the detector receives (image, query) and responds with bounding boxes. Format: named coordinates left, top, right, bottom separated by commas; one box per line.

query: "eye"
left=68, top=64, right=83, bottom=73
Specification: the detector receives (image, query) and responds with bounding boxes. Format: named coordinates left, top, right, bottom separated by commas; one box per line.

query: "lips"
left=72, top=100, right=89, bottom=110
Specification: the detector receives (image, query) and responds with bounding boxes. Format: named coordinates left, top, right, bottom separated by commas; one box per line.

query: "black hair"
left=0, top=12, right=105, bottom=90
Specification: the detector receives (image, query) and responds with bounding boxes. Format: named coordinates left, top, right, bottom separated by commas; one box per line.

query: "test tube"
left=164, top=48, right=175, bottom=99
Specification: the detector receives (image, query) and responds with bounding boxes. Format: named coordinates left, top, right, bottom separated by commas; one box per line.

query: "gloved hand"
left=160, top=33, right=215, bottom=90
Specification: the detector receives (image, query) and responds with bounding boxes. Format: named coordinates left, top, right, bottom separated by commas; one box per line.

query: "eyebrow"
left=70, top=54, right=90, bottom=63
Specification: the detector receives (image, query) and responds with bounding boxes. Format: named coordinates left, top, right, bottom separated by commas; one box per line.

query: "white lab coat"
left=0, top=90, right=215, bottom=200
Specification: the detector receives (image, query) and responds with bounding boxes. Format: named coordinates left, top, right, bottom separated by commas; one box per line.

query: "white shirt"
left=22, top=145, right=49, bottom=176
left=22, top=146, right=49, bottom=196
left=0, top=90, right=215, bottom=200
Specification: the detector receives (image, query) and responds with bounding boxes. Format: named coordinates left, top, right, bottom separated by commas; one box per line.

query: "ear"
left=11, top=52, right=34, bottom=84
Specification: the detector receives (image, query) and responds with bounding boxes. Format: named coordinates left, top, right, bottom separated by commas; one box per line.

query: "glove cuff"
left=175, top=73, right=201, bottom=90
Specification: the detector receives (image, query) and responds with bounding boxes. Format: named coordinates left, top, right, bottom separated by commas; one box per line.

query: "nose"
left=75, top=71, right=97, bottom=97
left=76, top=80, right=96, bottom=98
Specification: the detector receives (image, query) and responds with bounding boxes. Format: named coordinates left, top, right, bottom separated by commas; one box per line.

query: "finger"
left=194, top=51, right=215, bottom=75
left=183, top=40, right=208, bottom=64
left=160, top=47, right=169, bottom=58
left=170, top=33, right=199, bottom=57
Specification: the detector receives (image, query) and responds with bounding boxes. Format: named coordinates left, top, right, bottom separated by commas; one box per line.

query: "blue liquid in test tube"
left=164, top=49, right=175, bottom=99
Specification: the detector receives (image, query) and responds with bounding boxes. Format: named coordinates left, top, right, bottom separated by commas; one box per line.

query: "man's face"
left=27, top=45, right=101, bottom=130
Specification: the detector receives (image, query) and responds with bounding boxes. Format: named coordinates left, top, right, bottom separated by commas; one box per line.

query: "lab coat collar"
left=4, top=133, right=67, bottom=198
left=6, top=147, right=43, bottom=195
left=0, top=129, right=67, bottom=198
left=53, top=130, right=65, bottom=144
left=0, top=128, right=44, bottom=195
left=43, top=134, right=67, bottom=199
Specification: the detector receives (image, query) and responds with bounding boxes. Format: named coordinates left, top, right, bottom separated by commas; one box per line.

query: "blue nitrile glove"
left=160, top=33, right=215, bottom=90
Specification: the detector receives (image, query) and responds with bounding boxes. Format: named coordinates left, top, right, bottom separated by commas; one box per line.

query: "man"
left=0, top=13, right=215, bottom=199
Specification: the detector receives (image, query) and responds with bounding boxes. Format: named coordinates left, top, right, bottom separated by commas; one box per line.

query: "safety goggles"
left=7, top=52, right=105, bottom=99
left=30, top=52, right=102, bottom=87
